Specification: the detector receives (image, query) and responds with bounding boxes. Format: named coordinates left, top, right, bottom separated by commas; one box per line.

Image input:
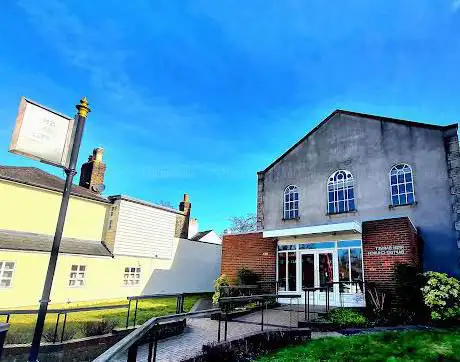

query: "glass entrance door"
left=301, top=251, right=336, bottom=305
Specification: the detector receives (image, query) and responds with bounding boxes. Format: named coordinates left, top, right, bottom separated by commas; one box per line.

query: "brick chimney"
left=79, top=147, right=106, bottom=194
left=177, top=194, right=191, bottom=238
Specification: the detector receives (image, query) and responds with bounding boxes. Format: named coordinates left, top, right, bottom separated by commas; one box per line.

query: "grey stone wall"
left=258, top=112, right=460, bottom=276
left=443, top=128, right=460, bottom=251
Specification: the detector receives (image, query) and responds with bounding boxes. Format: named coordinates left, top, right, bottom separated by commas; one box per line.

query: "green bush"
left=325, top=308, right=368, bottom=327
left=421, top=271, right=460, bottom=321
left=80, top=318, right=117, bottom=337
left=236, top=267, right=260, bottom=285
left=212, top=274, right=230, bottom=305
left=42, top=325, right=77, bottom=342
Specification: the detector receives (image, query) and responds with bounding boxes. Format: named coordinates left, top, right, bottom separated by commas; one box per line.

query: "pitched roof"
left=0, top=229, right=112, bottom=257
left=0, top=166, right=109, bottom=203
left=259, top=109, right=458, bottom=174
left=190, top=230, right=213, bottom=241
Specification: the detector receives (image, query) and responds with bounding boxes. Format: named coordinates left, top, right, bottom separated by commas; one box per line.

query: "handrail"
left=0, top=304, right=128, bottom=315
left=93, top=308, right=220, bottom=362
left=219, top=293, right=301, bottom=303
left=127, top=293, right=183, bottom=301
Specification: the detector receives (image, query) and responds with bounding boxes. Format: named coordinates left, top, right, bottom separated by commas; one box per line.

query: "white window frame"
left=0, top=261, right=15, bottom=288
left=337, top=244, right=364, bottom=293
left=389, top=163, right=415, bottom=206
left=68, top=265, right=86, bottom=287
left=327, top=170, right=355, bottom=214
left=283, top=185, right=299, bottom=220
left=123, top=266, right=141, bottom=286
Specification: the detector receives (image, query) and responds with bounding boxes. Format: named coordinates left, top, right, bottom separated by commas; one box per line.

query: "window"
left=337, top=240, right=363, bottom=293
left=0, top=261, right=15, bottom=288
left=123, top=267, right=141, bottom=286
left=284, top=185, right=299, bottom=219
left=327, top=170, right=355, bottom=214
left=390, top=164, right=415, bottom=206
left=69, top=265, right=86, bottom=287
left=277, top=251, right=296, bottom=292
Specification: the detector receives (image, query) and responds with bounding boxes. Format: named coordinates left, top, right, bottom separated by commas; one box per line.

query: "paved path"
left=114, top=308, right=303, bottom=362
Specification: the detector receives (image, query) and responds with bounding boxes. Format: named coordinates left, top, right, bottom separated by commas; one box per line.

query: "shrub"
left=42, top=325, right=77, bottom=342
left=325, top=308, right=367, bottom=327
left=421, top=271, right=460, bottom=321
left=236, top=267, right=260, bottom=286
left=80, top=318, right=117, bottom=337
left=212, top=274, right=230, bottom=305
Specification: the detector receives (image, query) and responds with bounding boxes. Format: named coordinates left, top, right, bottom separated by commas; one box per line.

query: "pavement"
left=111, top=301, right=346, bottom=362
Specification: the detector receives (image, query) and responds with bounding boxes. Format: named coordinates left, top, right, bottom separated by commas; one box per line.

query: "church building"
left=221, top=109, right=460, bottom=307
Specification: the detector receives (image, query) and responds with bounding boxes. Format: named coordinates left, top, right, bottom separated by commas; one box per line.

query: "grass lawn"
left=3, top=294, right=207, bottom=345
left=258, top=329, right=460, bottom=362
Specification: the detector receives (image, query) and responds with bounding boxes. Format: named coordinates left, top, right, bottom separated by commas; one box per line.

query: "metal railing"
left=0, top=304, right=127, bottom=344
left=94, top=308, right=220, bottom=362
left=125, top=294, right=185, bottom=328
left=303, top=280, right=365, bottom=321
left=217, top=294, right=301, bottom=342
left=0, top=293, right=191, bottom=344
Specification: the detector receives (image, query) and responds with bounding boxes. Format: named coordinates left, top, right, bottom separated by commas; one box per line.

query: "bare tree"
left=228, top=213, right=257, bottom=233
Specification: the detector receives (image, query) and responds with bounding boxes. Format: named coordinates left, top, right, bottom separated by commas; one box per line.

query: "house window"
left=390, top=164, right=415, bottom=206
left=337, top=240, right=363, bottom=293
left=284, top=185, right=299, bottom=219
left=277, top=250, right=296, bottom=292
left=69, top=265, right=86, bottom=287
left=123, top=267, right=141, bottom=286
left=327, top=170, right=355, bottom=214
left=0, top=261, right=15, bottom=288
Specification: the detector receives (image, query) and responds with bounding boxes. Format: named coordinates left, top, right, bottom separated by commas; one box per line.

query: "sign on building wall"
left=9, top=97, right=74, bottom=168
left=367, top=245, right=405, bottom=256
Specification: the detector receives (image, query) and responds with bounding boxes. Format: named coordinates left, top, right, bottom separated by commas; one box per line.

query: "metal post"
left=28, top=98, right=91, bottom=362
left=60, top=313, right=68, bottom=343
left=152, top=336, right=158, bottom=362
left=224, top=314, right=228, bottom=341
left=5, top=315, right=10, bottom=324
left=217, top=314, right=221, bottom=342
left=261, top=302, right=264, bottom=331
left=304, top=290, right=307, bottom=321
left=127, top=344, right=137, bottom=362
left=126, top=299, right=131, bottom=329
left=52, top=313, right=61, bottom=343
left=133, top=299, right=139, bottom=327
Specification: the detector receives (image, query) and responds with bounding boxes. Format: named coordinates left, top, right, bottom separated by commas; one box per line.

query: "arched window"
left=327, top=170, right=355, bottom=214
left=284, top=185, right=299, bottom=219
left=390, top=164, right=414, bottom=206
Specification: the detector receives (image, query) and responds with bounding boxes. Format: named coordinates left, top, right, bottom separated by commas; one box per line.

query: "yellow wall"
left=0, top=180, right=109, bottom=241
left=0, top=250, right=173, bottom=308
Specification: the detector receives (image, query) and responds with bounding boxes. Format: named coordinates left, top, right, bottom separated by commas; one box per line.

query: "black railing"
left=125, top=294, right=185, bottom=328
left=0, top=303, right=127, bottom=344
left=302, top=280, right=365, bottom=321
left=93, top=308, right=220, bottom=362
left=218, top=294, right=301, bottom=342
left=0, top=293, right=190, bottom=345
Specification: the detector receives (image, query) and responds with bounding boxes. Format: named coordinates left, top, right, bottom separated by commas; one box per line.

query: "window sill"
left=282, top=217, right=300, bottom=221
left=326, top=210, right=357, bottom=216
left=389, top=201, right=417, bottom=209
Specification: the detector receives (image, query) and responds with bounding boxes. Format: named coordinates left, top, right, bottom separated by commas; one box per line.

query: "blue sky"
left=0, top=1, right=459, bottom=233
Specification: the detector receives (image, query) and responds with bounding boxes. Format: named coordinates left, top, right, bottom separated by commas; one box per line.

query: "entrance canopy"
left=262, top=221, right=361, bottom=239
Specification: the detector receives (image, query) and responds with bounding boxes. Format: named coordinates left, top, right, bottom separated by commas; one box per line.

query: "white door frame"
left=299, top=248, right=338, bottom=306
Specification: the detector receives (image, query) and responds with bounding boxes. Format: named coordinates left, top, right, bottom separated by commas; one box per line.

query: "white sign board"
left=9, top=97, right=74, bottom=168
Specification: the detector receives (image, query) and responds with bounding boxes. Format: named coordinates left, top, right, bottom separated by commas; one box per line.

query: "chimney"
left=178, top=193, right=191, bottom=238
left=188, top=218, right=199, bottom=239
left=79, top=147, right=106, bottom=194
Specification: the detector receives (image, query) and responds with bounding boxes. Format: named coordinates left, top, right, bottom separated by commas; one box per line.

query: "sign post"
left=26, top=97, right=91, bottom=362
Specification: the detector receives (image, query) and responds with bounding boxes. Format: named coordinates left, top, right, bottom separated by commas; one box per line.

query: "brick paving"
left=113, top=308, right=304, bottom=362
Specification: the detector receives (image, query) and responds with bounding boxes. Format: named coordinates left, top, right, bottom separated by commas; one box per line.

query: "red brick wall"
left=221, top=232, right=277, bottom=290
left=362, top=217, right=421, bottom=299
